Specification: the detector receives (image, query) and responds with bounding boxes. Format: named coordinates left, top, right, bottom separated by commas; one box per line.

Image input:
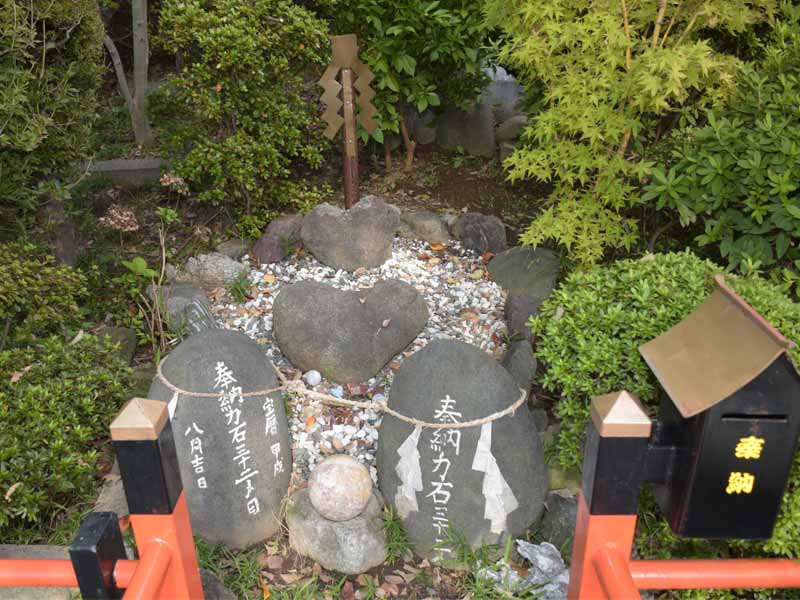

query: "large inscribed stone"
left=148, top=329, right=290, bottom=548
left=377, top=340, right=546, bottom=558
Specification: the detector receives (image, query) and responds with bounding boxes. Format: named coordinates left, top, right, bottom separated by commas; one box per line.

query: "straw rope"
left=156, top=356, right=528, bottom=430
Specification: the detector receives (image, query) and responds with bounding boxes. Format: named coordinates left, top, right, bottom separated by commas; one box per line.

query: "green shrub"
left=644, top=10, right=800, bottom=288
left=0, top=243, right=88, bottom=347
left=484, top=0, right=776, bottom=264
left=337, top=0, right=487, bottom=143
left=157, top=0, right=330, bottom=212
left=0, top=0, right=104, bottom=215
left=534, top=251, right=800, bottom=468
left=0, top=335, right=133, bottom=542
left=533, top=251, right=800, bottom=578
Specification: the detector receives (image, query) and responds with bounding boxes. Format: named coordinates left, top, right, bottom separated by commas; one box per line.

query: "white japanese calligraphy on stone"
left=471, top=422, right=519, bottom=534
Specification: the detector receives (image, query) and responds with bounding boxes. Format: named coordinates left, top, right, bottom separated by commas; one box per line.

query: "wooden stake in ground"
left=319, top=35, right=378, bottom=209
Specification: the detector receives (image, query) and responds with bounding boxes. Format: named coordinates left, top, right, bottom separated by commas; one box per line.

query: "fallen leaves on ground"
left=9, top=365, right=32, bottom=383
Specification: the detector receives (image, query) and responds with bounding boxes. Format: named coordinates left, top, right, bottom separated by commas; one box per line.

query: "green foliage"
left=0, top=0, right=103, bottom=214
left=157, top=0, right=330, bottom=212
left=485, top=0, right=776, bottom=264
left=227, top=273, right=250, bottom=304
left=0, top=243, right=88, bottom=347
left=382, top=505, right=413, bottom=562
left=644, top=11, right=800, bottom=287
left=533, top=251, right=800, bottom=573
left=0, top=335, right=132, bottom=542
left=337, top=0, right=487, bottom=141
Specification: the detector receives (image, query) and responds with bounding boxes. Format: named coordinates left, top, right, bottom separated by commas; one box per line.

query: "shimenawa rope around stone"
left=156, top=356, right=529, bottom=430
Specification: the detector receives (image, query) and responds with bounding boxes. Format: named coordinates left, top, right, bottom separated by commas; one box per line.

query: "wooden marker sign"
left=319, top=34, right=378, bottom=209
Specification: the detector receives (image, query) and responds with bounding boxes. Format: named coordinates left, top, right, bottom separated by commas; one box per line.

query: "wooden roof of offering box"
left=639, top=274, right=797, bottom=419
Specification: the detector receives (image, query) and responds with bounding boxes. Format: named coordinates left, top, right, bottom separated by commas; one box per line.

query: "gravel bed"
left=211, top=238, right=508, bottom=487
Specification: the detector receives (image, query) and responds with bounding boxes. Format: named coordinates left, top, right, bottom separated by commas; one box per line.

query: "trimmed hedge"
left=533, top=251, right=800, bottom=581
left=0, top=335, right=132, bottom=542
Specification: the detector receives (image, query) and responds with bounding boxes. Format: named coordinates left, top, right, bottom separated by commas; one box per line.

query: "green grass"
left=382, top=506, right=413, bottom=562
left=196, top=538, right=263, bottom=599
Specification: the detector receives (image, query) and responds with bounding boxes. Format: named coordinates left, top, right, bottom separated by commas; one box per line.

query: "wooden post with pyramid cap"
left=110, top=398, right=205, bottom=599
left=568, top=391, right=652, bottom=600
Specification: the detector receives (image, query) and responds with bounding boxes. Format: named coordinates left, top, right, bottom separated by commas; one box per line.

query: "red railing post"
left=567, top=391, right=652, bottom=599
left=110, top=397, right=205, bottom=599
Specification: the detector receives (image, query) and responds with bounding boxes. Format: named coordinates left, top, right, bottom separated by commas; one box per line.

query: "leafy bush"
left=485, top=0, right=776, bottom=264
left=0, top=0, right=104, bottom=214
left=533, top=251, right=800, bottom=575
left=0, top=335, right=133, bottom=542
left=337, top=0, right=487, bottom=142
left=644, top=10, right=800, bottom=287
left=534, top=251, right=800, bottom=469
left=157, top=0, right=330, bottom=212
left=0, top=243, right=88, bottom=348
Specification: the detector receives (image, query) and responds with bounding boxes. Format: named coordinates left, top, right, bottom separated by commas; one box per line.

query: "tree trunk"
left=398, top=112, right=416, bottom=170
left=131, top=0, right=153, bottom=145
left=103, top=35, right=133, bottom=112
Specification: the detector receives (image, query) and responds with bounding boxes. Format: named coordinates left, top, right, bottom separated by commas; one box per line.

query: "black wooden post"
left=69, top=512, right=127, bottom=600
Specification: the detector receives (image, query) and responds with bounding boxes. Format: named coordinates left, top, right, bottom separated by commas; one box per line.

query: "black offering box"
left=640, top=275, right=800, bottom=540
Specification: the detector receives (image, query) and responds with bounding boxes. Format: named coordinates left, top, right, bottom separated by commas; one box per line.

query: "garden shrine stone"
left=377, top=339, right=547, bottom=558
left=147, top=329, right=290, bottom=548
left=301, top=196, right=400, bottom=272
left=273, top=279, right=428, bottom=383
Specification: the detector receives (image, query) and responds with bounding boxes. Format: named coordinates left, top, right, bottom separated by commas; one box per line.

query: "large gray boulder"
left=436, top=102, right=495, bottom=158
left=150, top=283, right=218, bottom=338
left=183, top=252, right=247, bottom=288
left=251, top=214, right=303, bottom=265
left=488, top=247, right=560, bottom=303
left=377, top=340, right=547, bottom=558
left=454, top=213, right=507, bottom=255
left=287, top=489, right=388, bottom=574
left=148, top=329, right=290, bottom=548
left=273, top=280, right=428, bottom=384
left=301, top=197, right=400, bottom=272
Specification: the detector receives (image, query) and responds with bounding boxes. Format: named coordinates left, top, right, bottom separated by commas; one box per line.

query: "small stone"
left=182, top=252, right=247, bottom=289
left=309, top=455, right=373, bottom=521
left=303, top=370, right=322, bottom=386
left=216, top=238, right=250, bottom=260
left=287, top=489, right=388, bottom=574
left=496, top=115, right=528, bottom=142
left=251, top=214, right=304, bottom=264
left=538, top=492, right=578, bottom=557
left=330, top=386, right=344, bottom=399
left=454, top=213, right=507, bottom=255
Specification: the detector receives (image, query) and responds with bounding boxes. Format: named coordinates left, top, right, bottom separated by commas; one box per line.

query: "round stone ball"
left=309, top=455, right=372, bottom=522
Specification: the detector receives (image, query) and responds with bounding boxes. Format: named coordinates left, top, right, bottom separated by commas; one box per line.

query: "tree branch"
left=660, top=1, right=683, bottom=47
left=652, top=0, right=668, bottom=49
left=621, top=0, right=632, bottom=71
left=674, top=13, right=700, bottom=46
left=103, top=35, right=133, bottom=112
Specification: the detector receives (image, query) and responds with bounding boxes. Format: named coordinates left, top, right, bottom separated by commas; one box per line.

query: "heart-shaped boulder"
left=300, top=196, right=400, bottom=272
left=273, top=279, right=428, bottom=383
